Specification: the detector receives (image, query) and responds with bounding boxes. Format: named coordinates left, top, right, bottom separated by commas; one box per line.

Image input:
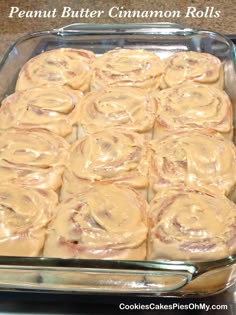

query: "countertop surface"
left=0, top=287, right=235, bottom=315
left=1, top=0, right=236, bottom=60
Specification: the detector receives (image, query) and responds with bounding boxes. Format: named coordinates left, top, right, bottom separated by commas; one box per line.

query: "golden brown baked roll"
left=44, top=184, right=148, bottom=260
left=61, top=128, right=148, bottom=199
left=0, top=184, right=57, bottom=256
left=0, top=85, right=83, bottom=138
left=148, top=188, right=236, bottom=261
left=91, top=48, right=164, bottom=91
left=0, top=129, right=69, bottom=190
left=15, top=48, right=95, bottom=92
left=78, top=86, right=157, bottom=138
left=154, top=83, right=233, bottom=139
left=149, top=131, right=236, bottom=199
left=160, top=51, right=224, bottom=89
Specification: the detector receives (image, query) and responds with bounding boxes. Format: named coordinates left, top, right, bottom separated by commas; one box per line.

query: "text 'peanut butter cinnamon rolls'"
left=0, top=85, right=83, bottom=139
left=0, top=129, right=69, bottom=190
left=44, top=184, right=148, bottom=260
left=148, top=188, right=236, bottom=261
left=61, top=128, right=149, bottom=199
left=15, top=48, right=95, bottom=92
left=91, top=48, right=164, bottom=91
left=0, top=184, right=57, bottom=256
left=160, top=51, right=224, bottom=89
left=153, top=83, right=233, bottom=140
left=78, top=86, right=157, bottom=138
left=148, top=131, right=236, bottom=199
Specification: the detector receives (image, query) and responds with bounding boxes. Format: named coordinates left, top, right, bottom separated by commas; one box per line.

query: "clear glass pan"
left=0, top=23, right=236, bottom=297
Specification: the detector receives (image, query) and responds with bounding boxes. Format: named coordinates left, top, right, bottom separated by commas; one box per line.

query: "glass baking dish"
left=0, top=23, right=236, bottom=297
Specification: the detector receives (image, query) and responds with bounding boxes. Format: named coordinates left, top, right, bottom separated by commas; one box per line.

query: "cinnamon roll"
left=44, top=184, right=148, bottom=260
left=91, top=49, right=164, bottom=91
left=78, top=86, right=157, bottom=138
left=160, top=51, right=224, bottom=89
left=154, top=83, right=233, bottom=139
left=60, top=173, right=95, bottom=201
left=148, top=188, right=236, bottom=261
left=0, top=129, right=69, bottom=190
left=149, top=131, right=236, bottom=199
left=0, top=184, right=57, bottom=256
left=61, top=129, right=148, bottom=198
left=15, top=48, right=95, bottom=92
left=0, top=85, right=83, bottom=139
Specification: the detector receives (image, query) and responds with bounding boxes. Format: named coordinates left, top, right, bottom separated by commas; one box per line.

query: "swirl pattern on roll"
left=79, top=86, right=157, bottom=135
left=0, top=85, right=83, bottom=137
left=91, top=49, right=164, bottom=91
left=16, top=48, right=95, bottom=92
left=148, top=188, right=236, bottom=261
left=44, top=184, right=148, bottom=259
left=65, top=128, right=148, bottom=188
left=160, top=51, right=224, bottom=89
left=149, top=131, right=236, bottom=196
left=0, top=184, right=57, bottom=256
left=0, top=129, right=69, bottom=190
left=154, top=83, right=232, bottom=139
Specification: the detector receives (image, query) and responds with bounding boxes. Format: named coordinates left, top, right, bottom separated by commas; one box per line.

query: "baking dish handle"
left=0, top=256, right=235, bottom=293
left=0, top=258, right=196, bottom=293
left=54, top=23, right=194, bottom=35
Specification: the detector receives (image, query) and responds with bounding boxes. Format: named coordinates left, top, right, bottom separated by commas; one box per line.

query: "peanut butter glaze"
left=154, top=83, right=232, bottom=138
left=0, top=184, right=57, bottom=256
left=148, top=188, right=236, bottom=261
left=0, top=129, right=69, bottom=190
left=160, top=51, right=224, bottom=89
left=66, top=128, right=148, bottom=188
left=149, top=131, right=236, bottom=196
left=16, top=48, right=95, bottom=92
left=44, top=184, right=148, bottom=259
left=0, top=85, right=83, bottom=137
left=79, top=86, right=157, bottom=134
left=91, top=49, right=164, bottom=91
